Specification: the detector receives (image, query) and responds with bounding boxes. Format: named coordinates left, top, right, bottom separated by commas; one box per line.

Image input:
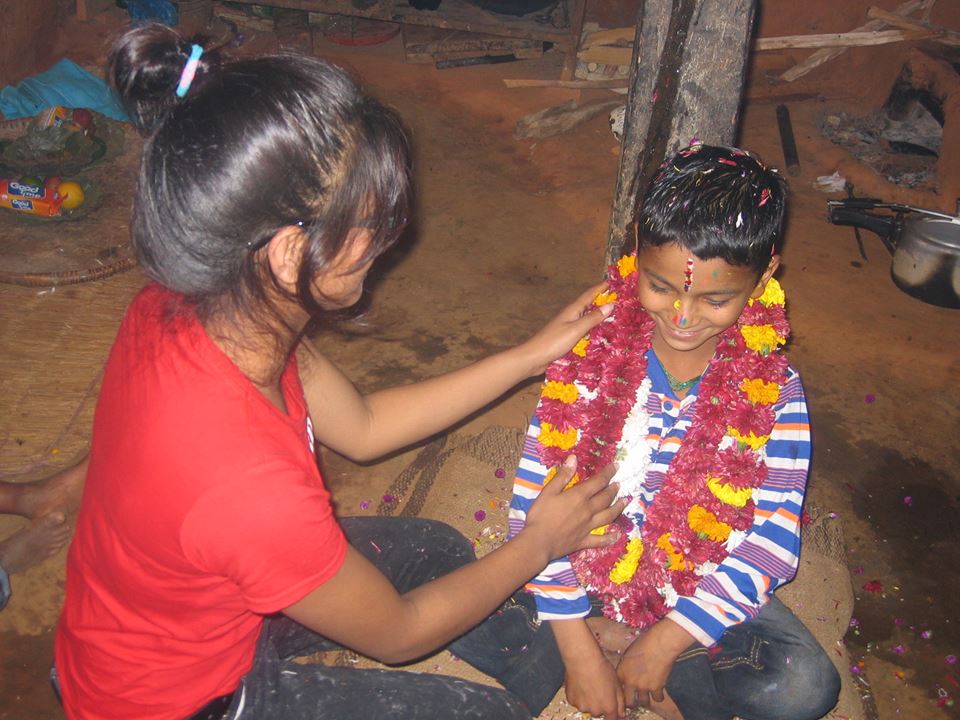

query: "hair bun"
left=107, top=23, right=217, bottom=132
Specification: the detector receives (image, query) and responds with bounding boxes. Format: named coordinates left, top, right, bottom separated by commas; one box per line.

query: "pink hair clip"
left=176, top=44, right=204, bottom=98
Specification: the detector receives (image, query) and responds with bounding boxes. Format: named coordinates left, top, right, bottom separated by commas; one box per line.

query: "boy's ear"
left=751, top=254, right=781, bottom=298
left=263, top=225, right=307, bottom=289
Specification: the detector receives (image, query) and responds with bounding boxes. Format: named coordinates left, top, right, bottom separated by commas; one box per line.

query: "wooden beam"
left=607, top=0, right=756, bottom=261
left=560, top=0, right=588, bottom=81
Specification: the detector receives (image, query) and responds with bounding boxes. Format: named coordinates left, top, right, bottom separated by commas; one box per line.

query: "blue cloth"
left=0, top=565, right=10, bottom=611
left=0, top=59, right=127, bottom=122
left=126, top=0, right=178, bottom=25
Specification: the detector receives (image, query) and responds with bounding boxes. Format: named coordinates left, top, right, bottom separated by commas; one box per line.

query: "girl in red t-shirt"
left=54, top=23, right=627, bottom=720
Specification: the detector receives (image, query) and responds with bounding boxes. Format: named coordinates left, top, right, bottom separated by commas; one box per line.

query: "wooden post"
left=606, top=0, right=757, bottom=262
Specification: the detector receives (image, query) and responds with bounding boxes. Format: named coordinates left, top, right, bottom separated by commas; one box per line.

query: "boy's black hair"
left=108, top=24, right=411, bottom=322
left=637, top=144, right=787, bottom=274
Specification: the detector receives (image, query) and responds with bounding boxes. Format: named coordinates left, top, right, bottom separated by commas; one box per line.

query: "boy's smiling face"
left=636, top=242, right=779, bottom=357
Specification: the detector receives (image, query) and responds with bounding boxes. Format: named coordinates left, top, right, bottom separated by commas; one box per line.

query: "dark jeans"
left=663, top=596, right=841, bottom=720
left=224, top=516, right=564, bottom=720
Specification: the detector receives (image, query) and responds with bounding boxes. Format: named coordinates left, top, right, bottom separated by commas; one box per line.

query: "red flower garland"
left=536, top=256, right=790, bottom=627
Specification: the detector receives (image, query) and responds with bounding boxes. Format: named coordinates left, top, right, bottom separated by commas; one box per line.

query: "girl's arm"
left=299, top=284, right=609, bottom=462
left=284, top=460, right=626, bottom=663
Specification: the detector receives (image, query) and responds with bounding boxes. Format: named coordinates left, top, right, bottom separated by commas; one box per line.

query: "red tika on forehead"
left=683, top=256, right=695, bottom=292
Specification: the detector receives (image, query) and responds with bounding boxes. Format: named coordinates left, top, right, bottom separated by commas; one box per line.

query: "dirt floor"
left=1, top=5, right=958, bottom=719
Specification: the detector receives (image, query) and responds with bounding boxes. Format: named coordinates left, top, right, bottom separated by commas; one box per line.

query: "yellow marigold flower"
left=688, top=505, right=732, bottom=542
left=609, top=537, right=644, bottom=584
left=656, top=533, right=689, bottom=571
left=542, top=467, right=559, bottom=486
left=727, top=427, right=769, bottom=451
left=542, top=381, right=579, bottom=404
left=656, top=533, right=673, bottom=552
left=617, top=254, right=638, bottom=278
left=740, top=324, right=785, bottom=354
left=538, top=422, right=578, bottom=450
left=707, top=476, right=753, bottom=508
left=590, top=524, right=609, bottom=536
left=593, top=290, right=618, bottom=307
left=757, top=278, right=785, bottom=307
left=542, top=466, right=580, bottom=490
left=739, top=378, right=780, bottom=405
left=572, top=337, right=589, bottom=357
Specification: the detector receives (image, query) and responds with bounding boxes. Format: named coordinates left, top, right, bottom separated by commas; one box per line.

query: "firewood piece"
left=580, top=26, right=635, bottom=51
left=778, top=0, right=934, bottom=82
left=866, top=5, right=960, bottom=45
left=514, top=99, right=623, bottom=140
left=577, top=46, right=634, bottom=65
left=755, top=29, right=934, bottom=51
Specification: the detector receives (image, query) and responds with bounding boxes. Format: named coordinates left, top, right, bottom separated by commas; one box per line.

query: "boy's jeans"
left=664, top=596, right=842, bottom=720
left=227, top=516, right=564, bottom=720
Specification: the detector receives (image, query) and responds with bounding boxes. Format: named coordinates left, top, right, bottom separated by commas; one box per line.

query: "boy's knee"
left=806, top=657, right=841, bottom=718
left=776, top=651, right=841, bottom=720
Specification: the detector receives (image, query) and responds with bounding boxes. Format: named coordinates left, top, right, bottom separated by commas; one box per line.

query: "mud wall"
left=0, top=0, right=62, bottom=85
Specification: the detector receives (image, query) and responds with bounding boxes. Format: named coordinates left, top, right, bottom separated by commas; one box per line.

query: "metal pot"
left=827, top=199, right=960, bottom=309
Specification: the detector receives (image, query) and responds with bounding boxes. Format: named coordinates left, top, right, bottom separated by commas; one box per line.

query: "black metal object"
left=435, top=54, right=520, bottom=68
left=827, top=204, right=898, bottom=255
left=775, top=104, right=800, bottom=176
left=846, top=184, right=868, bottom=260
left=827, top=199, right=960, bottom=309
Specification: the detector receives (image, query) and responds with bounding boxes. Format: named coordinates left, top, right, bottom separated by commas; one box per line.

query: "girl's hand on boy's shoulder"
left=520, top=282, right=613, bottom=375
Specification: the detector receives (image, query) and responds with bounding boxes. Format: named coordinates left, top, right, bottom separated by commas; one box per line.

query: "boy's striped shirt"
left=508, top=349, right=810, bottom=646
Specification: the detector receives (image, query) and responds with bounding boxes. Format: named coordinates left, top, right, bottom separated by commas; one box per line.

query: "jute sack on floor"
left=313, top=426, right=863, bottom=720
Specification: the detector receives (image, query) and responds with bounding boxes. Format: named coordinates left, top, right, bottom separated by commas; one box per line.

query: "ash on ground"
left=820, top=105, right=941, bottom=191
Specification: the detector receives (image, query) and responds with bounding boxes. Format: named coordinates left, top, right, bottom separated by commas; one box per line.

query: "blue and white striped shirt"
left=508, top=349, right=810, bottom=646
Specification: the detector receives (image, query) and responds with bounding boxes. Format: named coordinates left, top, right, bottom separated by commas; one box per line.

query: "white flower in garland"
left=611, top=377, right=653, bottom=535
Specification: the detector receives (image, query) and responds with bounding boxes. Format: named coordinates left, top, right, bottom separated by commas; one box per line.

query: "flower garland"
left=536, top=255, right=790, bottom=628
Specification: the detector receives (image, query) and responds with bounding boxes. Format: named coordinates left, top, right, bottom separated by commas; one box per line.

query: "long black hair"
left=637, top=144, right=787, bottom=274
left=108, top=24, right=412, bottom=321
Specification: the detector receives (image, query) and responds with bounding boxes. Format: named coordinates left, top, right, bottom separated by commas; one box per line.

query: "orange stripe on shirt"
left=773, top=422, right=809, bottom=432
left=525, top=583, right=582, bottom=593
left=514, top=477, right=544, bottom=491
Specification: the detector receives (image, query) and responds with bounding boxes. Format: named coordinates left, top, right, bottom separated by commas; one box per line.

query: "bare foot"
left=587, top=616, right=641, bottom=656
left=0, top=513, right=72, bottom=575
left=12, top=459, right=86, bottom=519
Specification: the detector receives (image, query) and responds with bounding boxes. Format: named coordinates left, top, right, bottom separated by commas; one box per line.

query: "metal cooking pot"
left=827, top=199, right=960, bottom=309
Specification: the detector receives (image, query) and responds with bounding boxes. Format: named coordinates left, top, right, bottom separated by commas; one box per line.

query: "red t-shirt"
left=55, top=284, right=348, bottom=719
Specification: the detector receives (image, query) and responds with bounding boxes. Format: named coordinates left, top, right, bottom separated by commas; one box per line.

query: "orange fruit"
left=57, top=181, right=85, bottom=210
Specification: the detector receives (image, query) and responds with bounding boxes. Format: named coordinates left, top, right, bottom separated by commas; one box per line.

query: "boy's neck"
left=650, top=332, right=718, bottom=382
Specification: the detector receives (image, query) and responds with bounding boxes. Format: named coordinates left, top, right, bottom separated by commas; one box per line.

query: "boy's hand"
left=553, top=618, right=626, bottom=720
left=565, top=651, right=626, bottom=720
left=617, top=619, right=694, bottom=709
left=522, top=457, right=625, bottom=562
left=518, top=282, right=613, bottom=376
